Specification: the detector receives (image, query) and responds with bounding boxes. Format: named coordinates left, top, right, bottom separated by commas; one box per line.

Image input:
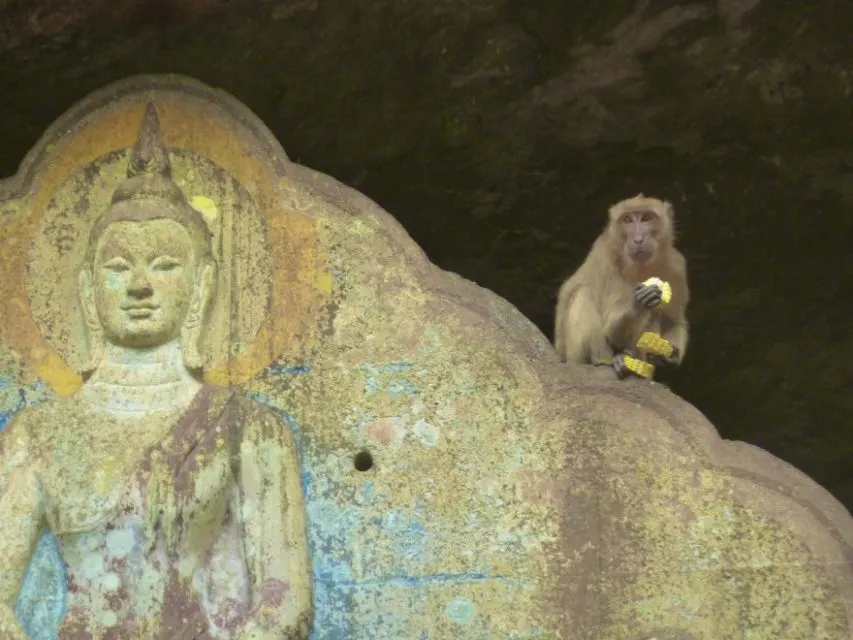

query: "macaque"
left=554, top=194, right=689, bottom=380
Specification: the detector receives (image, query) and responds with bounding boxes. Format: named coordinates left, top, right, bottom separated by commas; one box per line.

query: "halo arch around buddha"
left=0, top=76, right=333, bottom=394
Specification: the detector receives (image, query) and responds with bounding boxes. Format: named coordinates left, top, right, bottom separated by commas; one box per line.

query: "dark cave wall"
left=1, top=0, right=852, bottom=510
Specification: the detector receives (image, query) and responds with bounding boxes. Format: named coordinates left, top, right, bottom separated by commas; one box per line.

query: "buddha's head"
left=79, top=103, right=217, bottom=377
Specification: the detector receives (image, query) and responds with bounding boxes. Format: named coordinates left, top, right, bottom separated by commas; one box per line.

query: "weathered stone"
left=4, top=1, right=853, bottom=515
left=0, top=81, right=312, bottom=639
left=1, top=75, right=851, bottom=638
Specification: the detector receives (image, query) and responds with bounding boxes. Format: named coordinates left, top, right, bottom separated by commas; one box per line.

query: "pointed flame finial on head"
left=109, top=102, right=187, bottom=207
left=126, top=102, right=172, bottom=180
left=85, top=102, right=213, bottom=258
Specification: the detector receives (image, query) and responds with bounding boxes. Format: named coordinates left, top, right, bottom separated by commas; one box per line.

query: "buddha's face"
left=91, top=218, right=198, bottom=348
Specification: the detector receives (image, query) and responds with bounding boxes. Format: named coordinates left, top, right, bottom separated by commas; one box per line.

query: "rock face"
left=1, top=75, right=851, bottom=639
left=2, top=0, right=853, bottom=521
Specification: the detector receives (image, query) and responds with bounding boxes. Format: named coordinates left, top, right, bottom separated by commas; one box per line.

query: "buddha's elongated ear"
left=181, top=259, right=216, bottom=373
left=78, top=268, right=104, bottom=379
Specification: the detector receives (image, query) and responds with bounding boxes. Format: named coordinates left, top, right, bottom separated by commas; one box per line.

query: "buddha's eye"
left=151, top=256, right=181, bottom=272
left=103, top=258, right=130, bottom=273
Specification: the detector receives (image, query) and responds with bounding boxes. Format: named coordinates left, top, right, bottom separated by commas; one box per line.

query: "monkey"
left=553, top=194, right=689, bottom=380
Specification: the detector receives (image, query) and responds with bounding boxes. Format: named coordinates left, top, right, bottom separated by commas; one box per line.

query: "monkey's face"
left=615, top=208, right=666, bottom=264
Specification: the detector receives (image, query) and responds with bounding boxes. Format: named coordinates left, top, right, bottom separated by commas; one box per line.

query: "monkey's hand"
left=612, top=353, right=632, bottom=379
left=633, top=277, right=672, bottom=309
left=636, top=331, right=679, bottom=365
left=612, top=353, right=655, bottom=380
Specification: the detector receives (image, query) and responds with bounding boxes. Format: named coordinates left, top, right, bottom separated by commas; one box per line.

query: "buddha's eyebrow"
left=98, top=244, right=132, bottom=259
left=147, top=251, right=184, bottom=264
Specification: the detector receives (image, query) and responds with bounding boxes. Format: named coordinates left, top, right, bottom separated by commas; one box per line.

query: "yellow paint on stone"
left=316, top=272, right=334, bottom=296
left=1, top=97, right=333, bottom=392
left=190, top=194, right=219, bottom=223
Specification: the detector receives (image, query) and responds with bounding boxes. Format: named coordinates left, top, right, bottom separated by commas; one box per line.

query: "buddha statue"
left=0, top=104, right=313, bottom=639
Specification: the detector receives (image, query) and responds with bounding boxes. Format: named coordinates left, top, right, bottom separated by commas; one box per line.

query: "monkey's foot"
left=636, top=331, right=675, bottom=360
left=613, top=354, right=655, bottom=380
left=641, top=277, right=672, bottom=307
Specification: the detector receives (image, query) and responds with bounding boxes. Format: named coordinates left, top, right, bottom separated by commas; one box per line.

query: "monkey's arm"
left=557, top=283, right=615, bottom=365
left=553, top=279, right=572, bottom=359
left=637, top=290, right=688, bottom=367
left=659, top=315, right=689, bottom=364
left=659, top=255, right=690, bottom=364
left=602, top=304, right=636, bottom=347
left=602, top=294, right=652, bottom=353
left=0, top=422, right=43, bottom=640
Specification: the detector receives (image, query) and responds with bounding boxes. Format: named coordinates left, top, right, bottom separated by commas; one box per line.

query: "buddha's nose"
left=128, top=269, right=153, bottom=297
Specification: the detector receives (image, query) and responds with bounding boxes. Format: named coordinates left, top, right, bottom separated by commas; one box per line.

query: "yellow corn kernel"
left=623, top=355, right=655, bottom=379
left=642, top=277, right=672, bottom=306
left=636, top=331, right=674, bottom=359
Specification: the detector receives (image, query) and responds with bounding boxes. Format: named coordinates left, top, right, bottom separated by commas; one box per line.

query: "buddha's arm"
left=235, top=406, right=313, bottom=639
left=0, top=421, right=44, bottom=640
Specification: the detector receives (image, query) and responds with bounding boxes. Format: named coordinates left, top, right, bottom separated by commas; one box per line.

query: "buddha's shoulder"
left=5, top=395, right=84, bottom=427
left=0, top=395, right=84, bottom=447
left=204, top=384, right=284, bottom=423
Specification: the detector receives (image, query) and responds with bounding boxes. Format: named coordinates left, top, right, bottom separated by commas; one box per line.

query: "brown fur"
left=554, top=194, right=689, bottom=367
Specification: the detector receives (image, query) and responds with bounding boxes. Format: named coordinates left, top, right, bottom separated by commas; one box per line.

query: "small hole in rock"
left=353, top=450, right=374, bottom=472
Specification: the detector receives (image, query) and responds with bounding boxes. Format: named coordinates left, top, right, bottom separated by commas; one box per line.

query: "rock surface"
left=0, top=0, right=852, bottom=514
left=1, top=74, right=851, bottom=639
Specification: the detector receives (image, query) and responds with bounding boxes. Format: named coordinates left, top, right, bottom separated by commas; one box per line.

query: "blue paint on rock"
left=360, top=362, right=418, bottom=398
left=355, top=480, right=376, bottom=505
left=8, top=385, right=514, bottom=638
left=263, top=400, right=513, bottom=637
left=385, top=379, right=419, bottom=397
left=370, top=362, right=413, bottom=374
left=352, top=573, right=493, bottom=588
left=445, top=596, right=477, bottom=624
left=383, top=509, right=429, bottom=564
left=266, top=363, right=312, bottom=376
left=0, top=378, right=57, bottom=434
left=1, top=378, right=67, bottom=638
left=363, top=375, right=382, bottom=396
left=16, top=530, right=67, bottom=640
left=412, top=419, right=439, bottom=446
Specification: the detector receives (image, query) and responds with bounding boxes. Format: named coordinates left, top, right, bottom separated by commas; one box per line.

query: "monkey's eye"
left=622, top=215, right=632, bottom=224
left=640, top=212, right=654, bottom=222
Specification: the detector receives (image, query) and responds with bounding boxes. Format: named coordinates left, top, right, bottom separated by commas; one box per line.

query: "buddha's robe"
left=0, top=384, right=312, bottom=639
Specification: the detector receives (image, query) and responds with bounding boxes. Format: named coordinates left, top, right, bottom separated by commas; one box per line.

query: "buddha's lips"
left=124, top=306, right=158, bottom=319
left=122, top=303, right=159, bottom=317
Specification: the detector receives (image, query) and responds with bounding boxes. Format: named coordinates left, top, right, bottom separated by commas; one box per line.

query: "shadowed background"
left=1, top=0, right=851, bottom=511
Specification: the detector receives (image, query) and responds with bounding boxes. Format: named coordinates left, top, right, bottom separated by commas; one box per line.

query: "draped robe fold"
left=0, top=384, right=312, bottom=639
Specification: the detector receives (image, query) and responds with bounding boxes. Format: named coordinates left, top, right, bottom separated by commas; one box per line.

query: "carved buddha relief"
left=0, top=104, right=313, bottom=639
